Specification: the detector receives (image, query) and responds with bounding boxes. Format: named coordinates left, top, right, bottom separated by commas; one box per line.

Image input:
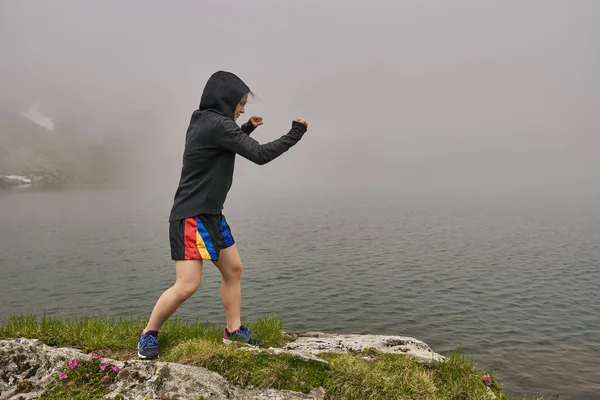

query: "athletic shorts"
left=169, top=213, right=235, bottom=262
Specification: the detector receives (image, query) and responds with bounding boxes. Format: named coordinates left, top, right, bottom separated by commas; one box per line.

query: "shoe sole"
left=137, top=350, right=159, bottom=360
left=222, top=338, right=263, bottom=347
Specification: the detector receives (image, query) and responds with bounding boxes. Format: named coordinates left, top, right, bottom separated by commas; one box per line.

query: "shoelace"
left=139, top=334, right=158, bottom=349
left=239, top=326, right=263, bottom=345
left=236, top=326, right=252, bottom=340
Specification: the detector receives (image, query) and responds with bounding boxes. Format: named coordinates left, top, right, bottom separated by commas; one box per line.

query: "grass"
left=0, top=313, right=286, bottom=358
left=167, top=338, right=330, bottom=392
left=0, top=315, right=548, bottom=400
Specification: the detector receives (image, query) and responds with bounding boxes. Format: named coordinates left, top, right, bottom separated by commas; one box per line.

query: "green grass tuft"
left=321, top=352, right=436, bottom=399
left=0, top=314, right=148, bottom=353
left=0, top=314, right=281, bottom=355
left=246, top=314, right=286, bottom=347
left=165, top=338, right=329, bottom=392
left=431, top=348, right=506, bottom=400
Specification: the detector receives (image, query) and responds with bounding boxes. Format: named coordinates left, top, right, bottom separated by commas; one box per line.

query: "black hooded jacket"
left=168, top=71, right=308, bottom=221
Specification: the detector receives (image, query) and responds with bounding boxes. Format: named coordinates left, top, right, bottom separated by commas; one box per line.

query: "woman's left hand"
left=250, top=116, right=263, bottom=127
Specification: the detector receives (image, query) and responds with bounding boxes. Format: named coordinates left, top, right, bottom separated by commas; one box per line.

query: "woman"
left=137, top=70, right=308, bottom=359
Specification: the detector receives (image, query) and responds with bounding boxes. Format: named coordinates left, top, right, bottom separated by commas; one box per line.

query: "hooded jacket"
left=168, top=71, right=308, bottom=221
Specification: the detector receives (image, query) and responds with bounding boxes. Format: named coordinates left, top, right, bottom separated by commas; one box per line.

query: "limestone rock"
left=280, top=332, right=444, bottom=365
left=0, top=339, right=324, bottom=400
left=0, top=333, right=445, bottom=399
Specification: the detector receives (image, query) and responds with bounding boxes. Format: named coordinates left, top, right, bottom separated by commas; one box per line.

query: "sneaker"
left=137, top=330, right=159, bottom=359
left=223, top=325, right=264, bottom=346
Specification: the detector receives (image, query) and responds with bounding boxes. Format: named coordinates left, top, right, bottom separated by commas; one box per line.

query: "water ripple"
left=1, top=190, right=599, bottom=399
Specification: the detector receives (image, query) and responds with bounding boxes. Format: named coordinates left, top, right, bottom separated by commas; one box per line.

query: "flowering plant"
left=41, top=354, right=122, bottom=398
left=481, top=373, right=502, bottom=391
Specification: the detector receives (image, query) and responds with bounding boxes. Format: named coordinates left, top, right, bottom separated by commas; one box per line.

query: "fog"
left=1, top=0, right=598, bottom=198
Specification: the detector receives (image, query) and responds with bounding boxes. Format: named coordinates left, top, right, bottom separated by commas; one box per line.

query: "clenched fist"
left=293, top=118, right=308, bottom=127
left=250, top=116, right=263, bottom=127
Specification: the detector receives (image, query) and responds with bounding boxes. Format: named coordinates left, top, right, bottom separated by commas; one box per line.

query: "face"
left=234, top=93, right=248, bottom=120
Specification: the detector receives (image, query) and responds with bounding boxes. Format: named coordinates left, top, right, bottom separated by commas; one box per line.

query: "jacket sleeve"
left=215, top=119, right=307, bottom=165
left=240, top=119, right=256, bottom=135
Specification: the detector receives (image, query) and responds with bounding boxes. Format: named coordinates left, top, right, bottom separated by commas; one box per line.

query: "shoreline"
left=0, top=314, right=544, bottom=400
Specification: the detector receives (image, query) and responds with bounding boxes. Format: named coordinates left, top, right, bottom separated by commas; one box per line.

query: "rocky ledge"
left=0, top=333, right=443, bottom=400
left=268, top=332, right=443, bottom=365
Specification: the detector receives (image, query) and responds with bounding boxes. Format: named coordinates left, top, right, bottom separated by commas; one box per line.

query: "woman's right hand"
left=293, top=118, right=308, bottom=127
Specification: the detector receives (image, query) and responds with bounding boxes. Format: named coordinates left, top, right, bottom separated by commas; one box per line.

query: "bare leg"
left=143, top=260, right=203, bottom=333
left=213, top=245, right=243, bottom=332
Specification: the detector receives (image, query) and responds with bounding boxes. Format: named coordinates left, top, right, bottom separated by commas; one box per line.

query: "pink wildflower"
left=58, top=373, right=68, bottom=380
left=481, top=374, right=492, bottom=387
left=16, top=332, right=21, bottom=337
left=100, top=362, right=110, bottom=371
left=112, top=366, right=120, bottom=373
left=86, top=372, right=92, bottom=378
left=101, top=374, right=109, bottom=383
left=68, top=359, right=79, bottom=369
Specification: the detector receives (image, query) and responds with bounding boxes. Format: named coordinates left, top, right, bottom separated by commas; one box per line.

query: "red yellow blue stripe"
left=196, top=216, right=218, bottom=260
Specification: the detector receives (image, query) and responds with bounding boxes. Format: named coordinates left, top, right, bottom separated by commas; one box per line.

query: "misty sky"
left=1, top=0, right=598, bottom=198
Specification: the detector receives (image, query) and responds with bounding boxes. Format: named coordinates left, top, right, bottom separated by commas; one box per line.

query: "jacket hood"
left=199, top=71, right=250, bottom=119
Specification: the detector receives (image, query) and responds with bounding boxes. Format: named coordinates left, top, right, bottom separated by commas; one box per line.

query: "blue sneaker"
left=137, top=330, right=159, bottom=359
left=223, top=325, right=264, bottom=347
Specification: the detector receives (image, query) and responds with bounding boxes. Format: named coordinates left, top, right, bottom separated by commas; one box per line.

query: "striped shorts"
left=169, top=213, right=235, bottom=262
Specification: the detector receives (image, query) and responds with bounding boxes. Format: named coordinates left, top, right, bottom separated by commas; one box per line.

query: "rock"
left=223, top=332, right=443, bottom=368
left=0, top=339, right=324, bottom=400
left=0, top=339, right=87, bottom=400
left=279, top=332, right=444, bottom=365
left=0, top=334, right=445, bottom=399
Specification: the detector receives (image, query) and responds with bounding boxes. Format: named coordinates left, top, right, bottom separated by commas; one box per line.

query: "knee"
left=173, top=280, right=200, bottom=301
left=223, top=260, right=243, bottom=281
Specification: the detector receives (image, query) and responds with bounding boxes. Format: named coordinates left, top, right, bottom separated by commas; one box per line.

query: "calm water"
left=0, top=187, right=599, bottom=399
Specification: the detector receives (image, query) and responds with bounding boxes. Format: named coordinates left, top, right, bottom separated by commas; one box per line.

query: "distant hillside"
left=0, top=110, right=136, bottom=187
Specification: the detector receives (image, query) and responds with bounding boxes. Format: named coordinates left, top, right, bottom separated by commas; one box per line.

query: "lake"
left=0, top=187, right=598, bottom=399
